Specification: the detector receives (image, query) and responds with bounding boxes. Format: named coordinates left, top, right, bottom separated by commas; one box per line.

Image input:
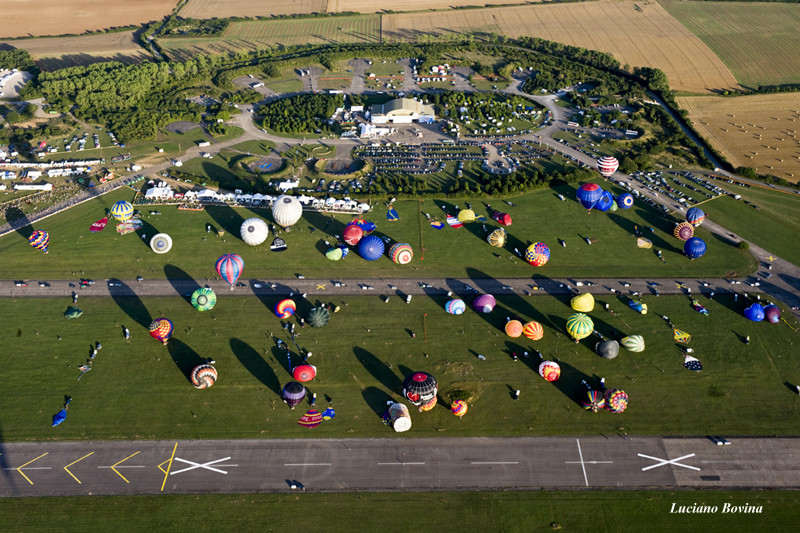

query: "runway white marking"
left=470, top=462, right=519, bottom=465
left=638, top=453, right=700, bottom=471
left=576, top=439, right=589, bottom=486
left=170, top=456, right=237, bottom=475
left=98, top=466, right=145, bottom=468
left=564, top=439, right=614, bottom=487
left=377, top=462, right=425, bottom=465
left=284, top=463, right=331, bottom=466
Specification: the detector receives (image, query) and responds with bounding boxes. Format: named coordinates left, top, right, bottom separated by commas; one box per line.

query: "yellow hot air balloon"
left=487, top=228, right=507, bottom=248
left=457, top=209, right=476, bottom=223
left=566, top=313, right=594, bottom=341
left=571, top=293, right=595, bottom=313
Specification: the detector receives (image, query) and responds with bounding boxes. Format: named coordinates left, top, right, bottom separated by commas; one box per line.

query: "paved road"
left=2, top=436, right=798, bottom=497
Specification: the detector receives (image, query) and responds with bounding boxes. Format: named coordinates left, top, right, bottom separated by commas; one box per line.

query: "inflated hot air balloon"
left=582, top=390, right=606, bottom=412
left=684, top=237, right=706, bottom=260
left=570, top=293, right=595, bottom=313
left=604, top=389, right=628, bottom=413
left=292, top=364, right=317, bottom=382
left=621, top=335, right=645, bottom=352
left=28, top=230, right=50, bottom=253
left=272, top=195, right=303, bottom=229
left=110, top=200, right=133, bottom=222
left=595, top=340, right=619, bottom=360
left=445, top=299, right=466, bottom=315
left=389, top=243, right=413, bottom=265
left=282, top=381, right=306, bottom=409
left=609, top=200, right=618, bottom=212
left=308, top=307, right=330, bottom=328
left=522, top=321, right=544, bottom=341
left=487, top=228, right=507, bottom=248
left=473, top=294, right=496, bottom=313
left=576, top=183, right=603, bottom=210
left=673, top=222, right=694, bottom=241
left=457, top=209, right=476, bottom=223
left=505, top=319, right=523, bottom=338
left=191, top=364, right=217, bottom=389
left=389, top=402, right=412, bottom=432
left=566, top=313, right=594, bottom=341
left=744, top=303, right=765, bottom=322
left=616, top=192, right=634, bottom=209
left=274, top=299, right=296, bottom=319
left=628, top=299, right=648, bottom=315
left=358, top=235, right=385, bottom=261
left=764, top=305, right=781, bottom=324
left=538, top=361, right=561, bottom=382
left=595, top=191, right=614, bottom=212
left=597, top=156, right=619, bottom=177
left=524, top=242, right=550, bottom=266
left=402, top=371, right=438, bottom=408
left=419, top=397, right=438, bottom=412
left=487, top=205, right=512, bottom=226
left=149, top=233, right=173, bottom=254
left=215, top=253, right=244, bottom=288
left=451, top=400, right=468, bottom=418
left=343, top=224, right=363, bottom=246
left=240, top=218, right=269, bottom=246
left=149, top=318, right=173, bottom=345
left=191, top=288, right=217, bottom=312
left=686, top=207, right=706, bottom=227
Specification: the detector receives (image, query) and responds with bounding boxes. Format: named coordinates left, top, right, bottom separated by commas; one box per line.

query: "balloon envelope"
left=628, top=300, right=648, bottom=315
left=216, top=253, right=244, bottom=286
left=110, top=201, right=133, bottom=222
left=457, top=209, right=476, bottom=223
left=402, top=372, right=438, bottom=407
left=149, top=233, right=173, bottom=254
left=292, top=364, right=317, bottom=382
left=597, top=156, right=619, bottom=177
left=582, top=390, right=606, bottom=412
left=524, top=242, right=550, bottom=266
left=595, top=340, right=620, bottom=359
left=566, top=313, right=594, bottom=340
left=686, top=207, right=706, bottom=227
left=604, top=389, right=628, bottom=413
left=621, top=335, right=645, bottom=352
left=191, top=364, right=217, bottom=389
left=595, top=191, right=614, bottom=212
left=473, top=294, right=496, bottom=313
left=744, top=303, right=765, bottom=322
left=272, top=195, right=303, bottom=229
left=282, top=381, right=306, bottom=408
left=29, top=230, right=50, bottom=253
left=451, top=400, right=468, bottom=418
left=487, top=228, right=507, bottom=248
left=358, top=235, right=385, bottom=261
left=571, top=293, right=595, bottom=313
left=673, top=222, right=694, bottom=241
left=522, top=321, right=544, bottom=341
left=505, top=320, right=523, bottom=337
left=538, top=361, right=561, bottom=382
left=308, top=307, right=330, bottom=327
left=576, top=183, right=603, bottom=210
left=191, top=288, right=217, bottom=311
left=616, top=193, right=634, bottom=209
left=684, top=237, right=707, bottom=260
left=343, top=224, right=363, bottom=245
left=275, top=299, right=296, bottom=319
left=240, top=218, right=269, bottom=246
left=52, top=408, right=68, bottom=427
left=764, top=305, right=781, bottom=324
left=445, top=299, right=466, bottom=315
left=389, top=243, right=413, bottom=265
left=149, top=318, right=173, bottom=344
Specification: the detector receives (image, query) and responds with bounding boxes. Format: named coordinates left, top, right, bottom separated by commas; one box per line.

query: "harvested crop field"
left=677, top=93, right=800, bottom=182
left=326, top=0, right=541, bottom=12
left=0, top=1, right=175, bottom=39
left=658, top=0, right=800, bottom=88
left=1, top=32, right=151, bottom=70
left=160, top=15, right=380, bottom=60
left=180, top=0, right=327, bottom=18
left=383, top=0, right=740, bottom=94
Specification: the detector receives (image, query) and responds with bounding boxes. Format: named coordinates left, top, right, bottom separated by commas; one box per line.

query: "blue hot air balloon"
left=744, top=303, right=765, bottom=322
left=216, top=253, right=244, bottom=287
left=686, top=207, right=706, bottom=227
left=576, top=183, right=604, bottom=210
left=595, top=191, right=614, bottom=212
left=616, top=192, right=634, bottom=209
left=683, top=237, right=706, bottom=260
left=358, top=235, right=385, bottom=261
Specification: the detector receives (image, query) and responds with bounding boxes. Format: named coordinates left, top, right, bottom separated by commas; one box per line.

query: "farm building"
left=371, top=98, right=435, bottom=124
left=14, top=182, right=53, bottom=191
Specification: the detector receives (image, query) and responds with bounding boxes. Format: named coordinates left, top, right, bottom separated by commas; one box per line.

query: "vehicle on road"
left=14, top=281, right=28, bottom=287
left=38, top=281, right=51, bottom=287
left=108, top=282, right=121, bottom=287
left=136, top=276, right=144, bottom=282
left=253, top=283, right=263, bottom=289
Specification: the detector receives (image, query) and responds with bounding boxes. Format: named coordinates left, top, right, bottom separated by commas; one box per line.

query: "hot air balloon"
left=28, top=230, right=50, bottom=253
left=487, top=228, right=507, bottom=248
left=343, top=224, right=363, bottom=245
left=582, top=390, right=605, bottom=412
left=298, top=407, right=323, bottom=428
left=402, top=371, right=438, bottom=407
left=272, top=195, right=303, bottom=229
left=445, top=299, right=466, bottom=315
left=110, top=200, right=134, bottom=222
left=570, top=293, right=595, bottom=313
left=358, top=235, right=385, bottom=261
left=595, top=340, right=619, bottom=360
left=522, top=321, right=544, bottom=341
left=597, top=156, right=619, bottom=177
left=64, top=306, right=83, bottom=319
left=275, top=299, right=296, bottom=319
left=621, top=335, right=645, bottom=352
left=473, top=294, right=496, bottom=313
left=628, top=299, right=648, bottom=315
left=673, top=222, right=694, bottom=241
left=744, top=303, right=765, bottom=322
left=538, top=361, right=561, bottom=382
left=566, top=313, right=594, bottom=341
left=636, top=237, right=652, bottom=249
left=240, top=218, right=269, bottom=246
left=673, top=328, right=692, bottom=344
left=684, top=355, right=703, bottom=372
left=292, top=364, right=317, bottom=382
left=616, top=192, right=634, bottom=209
left=609, top=200, right=618, bottom=212
left=419, top=397, right=438, bottom=412
left=576, top=183, right=604, bottom=210
left=282, top=381, right=307, bottom=409
left=487, top=205, right=512, bottom=226
left=595, top=191, right=614, bottom=212
left=389, top=402, right=412, bottom=432
left=52, top=398, right=71, bottom=427
left=308, top=307, right=330, bottom=328
left=451, top=400, right=468, bottom=418
left=191, top=364, right=217, bottom=389
left=191, top=288, right=217, bottom=312
left=457, top=209, right=476, bottom=223
left=216, top=253, right=244, bottom=287
left=325, top=246, right=344, bottom=261
left=389, top=243, right=413, bottom=265
left=149, top=318, right=173, bottom=345
left=524, top=242, right=550, bottom=266
left=604, top=389, right=628, bottom=413
left=505, top=319, right=523, bottom=338
left=686, top=207, right=706, bottom=227
left=684, top=237, right=706, bottom=260
left=349, top=218, right=376, bottom=234
left=764, top=305, right=781, bottom=324
left=149, top=233, right=173, bottom=254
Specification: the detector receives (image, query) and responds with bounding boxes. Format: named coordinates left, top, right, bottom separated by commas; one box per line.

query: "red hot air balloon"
left=597, top=156, right=619, bottom=177
left=292, top=364, right=317, bottom=382
left=149, top=318, right=174, bottom=345
left=343, top=224, right=364, bottom=245
left=216, top=253, right=244, bottom=287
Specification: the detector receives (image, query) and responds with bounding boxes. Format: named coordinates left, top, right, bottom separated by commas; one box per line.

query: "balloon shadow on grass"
left=548, top=360, right=596, bottom=409
left=164, top=264, right=202, bottom=305
left=166, top=338, right=206, bottom=385
left=206, top=204, right=246, bottom=239
left=108, top=279, right=152, bottom=329
left=135, top=217, right=160, bottom=250
left=0, top=424, right=13, bottom=487
left=362, top=386, right=395, bottom=419
left=353, top=347, right=402, bottom=394
left=230, top=338, right=281, bottom=396
left=5, top=206, right=33, bottom=240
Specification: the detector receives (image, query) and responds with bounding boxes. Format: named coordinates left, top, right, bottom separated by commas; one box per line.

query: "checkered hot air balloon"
left=110, top=200, right=134, bottom=222
left=522, top=321, right=544, bottom=341
left=604, top=389, right=628, bottom=413
left=596, top=156, right=619, bottom=177
left=191, top=364, right=217, bottom=389
left=274, top=299, right=296, bottom=319
left=149, top=318, right=173, bottom=345
left=582, top=390, right=606, bottom=412
left=673, top=222, right=694, bottom=241
left=28, top=230, right=50, bottom=253
left=451, top=400, right=468, bottom=418
left=524, top=242, right=550, bottom=266
left=538, top=361, right=561, bottom=382
left=566, top=313, right=594, bottom=341
left=389, top=243, right=413, bottom=265
left=505, top=319, right=523, bottom=338
left=216, top=253, right=244, bottom=287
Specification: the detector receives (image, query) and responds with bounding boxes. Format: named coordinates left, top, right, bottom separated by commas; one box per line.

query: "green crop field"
left=0, top=182, right=756, bottom=280
left=1, top=491, right=797, bottom=531
left=658, top=0, right=800, bottom=88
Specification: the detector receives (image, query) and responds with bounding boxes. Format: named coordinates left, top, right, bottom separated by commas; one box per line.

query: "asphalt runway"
left=2, top=436, right=798, bottom=497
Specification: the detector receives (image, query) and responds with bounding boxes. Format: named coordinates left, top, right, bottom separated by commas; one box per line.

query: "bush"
left=737, top=241, right=750, bottom=251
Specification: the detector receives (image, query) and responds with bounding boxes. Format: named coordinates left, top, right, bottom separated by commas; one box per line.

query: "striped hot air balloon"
left=191, top=288, right=217, bottom=311
left=522, top=321, right=544, bottom=341
left=597, top=156, right=619, bottom=177
left=149, top=318, right=173, bottom=345
left=216, top=253, right=244, bottom=287
left=451, top=400, right=468, bottom=418
left=110, top=201, right=134, bottom=222
left=673, top=222, right=694, bottom=241
left=505, top=319, right=523, bottom=338
left=191, top=364, right=217, bottom=389
left=621, top=335, right=645, bottom=352
left=566, top=313, right=594, bottom=341
left=389, top=243, right=413, bottom=265
left=487, top=228, right=507, bottom=248
left=274, top=299, right=296, bottom=319
left=445, top=299, right=466, bottom=315
left=570, top=293, right=595, bottom=313
left=582, top=390, right=605, bottom=412
left=604, top=389, right=628, bottom=414
left=28, top=230, right=50, bottom=253
left=538, top=361, right=561, bottom=382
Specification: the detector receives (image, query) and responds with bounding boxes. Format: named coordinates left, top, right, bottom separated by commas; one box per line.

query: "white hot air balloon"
left=149, top=233, right=173, bottom=254
left=272, top=195, right=303, bottom=230
left=240, top=217, right=269, bottom=246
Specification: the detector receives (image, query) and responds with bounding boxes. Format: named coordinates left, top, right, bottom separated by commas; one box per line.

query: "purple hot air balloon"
left=216, top=253, right=244, bottom=287
left=473, top=294, right=496, bottom=313
left=764, top=305, right=781, bottom=324
left=282, top=381, right=307, bottom=409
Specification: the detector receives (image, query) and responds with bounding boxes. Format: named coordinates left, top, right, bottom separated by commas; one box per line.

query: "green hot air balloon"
left=191, top=288, right=217, bottom=312
left=64, top=306, right=83, bottom=319
left=566, top=312, right=594, bottom=341
left=308, top=307, right=330, bottom=328
left=621, top=335, right=645, bottom=352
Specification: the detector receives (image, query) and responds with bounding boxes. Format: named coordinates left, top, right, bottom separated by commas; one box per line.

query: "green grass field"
left=659, top=0, right=800, bottom=88
left=0, top=182, right=756, bottom=280
left=1, top=491, right=797, bottom=532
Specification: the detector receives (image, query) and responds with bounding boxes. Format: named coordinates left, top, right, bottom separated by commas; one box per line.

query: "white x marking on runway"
left=170, top=456, right=237, bottom=475
left=638, top=453, right=700, bottom=471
